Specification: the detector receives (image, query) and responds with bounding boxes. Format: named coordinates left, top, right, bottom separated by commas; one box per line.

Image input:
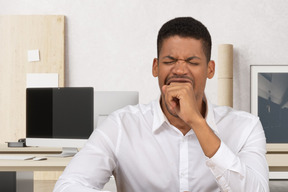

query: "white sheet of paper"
left=27, top=49, right=40, bottom=62
left=26, top=73, right=58, bottom=88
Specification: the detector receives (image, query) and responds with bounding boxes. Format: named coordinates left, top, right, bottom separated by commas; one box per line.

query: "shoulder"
left=213, top=104, right=259, bottom=124
left=110, top=101, right=154, bottom=119
left=211, top=105, right=264, bottom=152
left=99, top=101, right=156, bottom=130
left=90, top=102, right=155, bottom=148
left=212, top=104, right=262, bottom=140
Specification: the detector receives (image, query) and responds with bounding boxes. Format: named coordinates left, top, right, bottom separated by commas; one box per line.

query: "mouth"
left=166, top=77, right=193, bottom=85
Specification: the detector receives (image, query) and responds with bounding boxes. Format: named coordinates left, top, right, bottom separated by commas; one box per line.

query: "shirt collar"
left=152, top=98, right=166, bottom=133
left=205, top=97, right=219, bottom=134
left=152, top=95, right=219, bottom=134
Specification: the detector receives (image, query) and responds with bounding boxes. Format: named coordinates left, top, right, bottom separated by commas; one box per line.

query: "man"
left=54, top=17, right=269, bottom=192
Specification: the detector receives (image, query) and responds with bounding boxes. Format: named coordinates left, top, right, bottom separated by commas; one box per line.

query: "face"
left=152, top=35, right=215, bottom=105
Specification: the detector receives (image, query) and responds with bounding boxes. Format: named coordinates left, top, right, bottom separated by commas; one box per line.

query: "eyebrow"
left=161, top=55, right=201, bottom=60
left=185, top=56, right=201, bottom=60
left=161, top=56, right=177, bottom=60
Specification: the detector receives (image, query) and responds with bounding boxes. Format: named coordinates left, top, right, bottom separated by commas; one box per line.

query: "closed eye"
left=163, top=60, right=177, bottom=65
left=185, top=60, right=199, bottom=65
left=185, top=56, right=201, bottom=65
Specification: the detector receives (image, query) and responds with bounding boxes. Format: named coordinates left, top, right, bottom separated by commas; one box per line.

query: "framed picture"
left=251, top=65, right=288, bottom=152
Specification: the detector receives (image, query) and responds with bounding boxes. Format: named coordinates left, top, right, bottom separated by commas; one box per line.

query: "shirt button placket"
left=179, top=137, right=189, bottom=192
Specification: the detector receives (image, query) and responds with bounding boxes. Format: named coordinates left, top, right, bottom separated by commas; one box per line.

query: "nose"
left=172, top=59, right=188, bottom=75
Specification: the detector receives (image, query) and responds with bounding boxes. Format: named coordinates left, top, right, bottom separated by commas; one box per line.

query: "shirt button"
left=206, top=161, right=213, bottom=167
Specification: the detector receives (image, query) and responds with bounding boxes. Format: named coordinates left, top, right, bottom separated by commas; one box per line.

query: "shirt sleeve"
left=53, top=117, right=119, bottom=192
left=206, top=119, right=269, bottom=192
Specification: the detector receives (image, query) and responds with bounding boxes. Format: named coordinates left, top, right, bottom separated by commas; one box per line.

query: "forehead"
left=159, top=36, right=204, bottom=58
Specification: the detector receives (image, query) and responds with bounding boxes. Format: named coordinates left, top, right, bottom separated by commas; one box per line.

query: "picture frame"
left=251, top=65, right=288, bottom=152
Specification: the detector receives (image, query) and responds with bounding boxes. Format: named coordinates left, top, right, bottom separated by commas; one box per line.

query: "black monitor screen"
left=26, top=87, right=94, bottom=139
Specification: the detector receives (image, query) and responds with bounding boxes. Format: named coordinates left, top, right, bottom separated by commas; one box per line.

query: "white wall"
left=1, top=0, right=288, bottom=112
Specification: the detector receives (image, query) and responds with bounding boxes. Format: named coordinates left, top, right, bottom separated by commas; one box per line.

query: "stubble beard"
left=163, top=95, right=179, bottom=118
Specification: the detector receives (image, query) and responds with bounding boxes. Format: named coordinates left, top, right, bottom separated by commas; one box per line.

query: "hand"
left=162, top=82, right=221, bottom=157
left=162, top=82, right=203, bottom=126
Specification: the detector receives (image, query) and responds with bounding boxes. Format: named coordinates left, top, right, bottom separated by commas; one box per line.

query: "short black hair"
left=157, top=17, right=212, bottom=62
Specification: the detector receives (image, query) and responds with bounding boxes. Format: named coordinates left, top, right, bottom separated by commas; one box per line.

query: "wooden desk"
left=0, top=155, right=72, bottom=172
left=1, top=145, right=288, bottom=171
left=0, top=144, right=71, bottom=192
left=1, top=145, right=288, bottom=189
left=0, top=144, right=72, bottom=171
left=266, top=153, right=288, bottom=172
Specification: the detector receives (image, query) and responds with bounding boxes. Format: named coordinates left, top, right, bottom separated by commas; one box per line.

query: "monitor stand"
left=48, top=147, right=79, bottom=157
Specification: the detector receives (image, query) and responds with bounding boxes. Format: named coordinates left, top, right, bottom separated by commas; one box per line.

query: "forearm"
left=54, top=181, right=108, bottom=192
left=190, top=117, right=269, bottom=191
left=54, top=128, right=117, bottom=192
left=188, top=118, right=220, bottom=158
left=206, top=142, right=269, bottom=192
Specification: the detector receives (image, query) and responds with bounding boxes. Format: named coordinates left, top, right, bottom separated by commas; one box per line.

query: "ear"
left=207, top=60, right=215, bottom=79
left=152, top=58, right=159, bottom=77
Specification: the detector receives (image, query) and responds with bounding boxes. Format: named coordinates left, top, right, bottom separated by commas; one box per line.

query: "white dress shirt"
left=54, top=99, right=269, bottom=192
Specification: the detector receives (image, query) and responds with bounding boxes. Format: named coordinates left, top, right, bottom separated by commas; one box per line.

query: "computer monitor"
left=26, top=87, right=94, bottom=157
left=94, top=91, right=139, bottom=128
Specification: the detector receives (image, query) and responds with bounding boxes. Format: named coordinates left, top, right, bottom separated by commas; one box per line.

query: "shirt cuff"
left=206, top=141, right=244, bottom=178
